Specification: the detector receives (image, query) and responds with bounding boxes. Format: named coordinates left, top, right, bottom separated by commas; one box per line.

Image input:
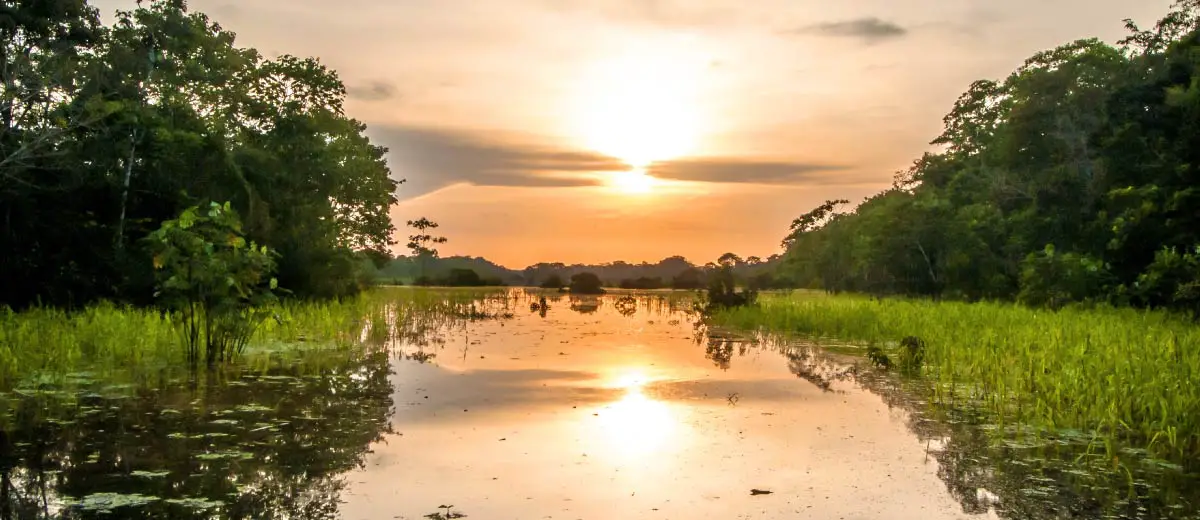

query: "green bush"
left=1132, top=246, right=1200, bottom=315
left=146, top=202, right=279, bottom=367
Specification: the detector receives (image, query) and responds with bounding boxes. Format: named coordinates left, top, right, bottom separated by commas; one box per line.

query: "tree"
left=441, top=268, right=486, bottom=287
left=770, top=2, right=1200, bottom=313
left=717, top=252, right=743, bottom=267
left=568, top=272, right=605, bottom=294
left=406, top=217, right=447, bottom=281
left=781, top=199, right=849, bottom=249
left=0, top=0, right=400, bottom=308
left=671, top=267, right=705, bottom=289
left=538, top=273, right=565, bottom=289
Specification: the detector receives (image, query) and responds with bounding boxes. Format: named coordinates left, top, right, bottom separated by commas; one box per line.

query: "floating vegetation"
left=194, top=450, right=254, bottom=462
left=165, top=497, right=226, bottom=510
left=0, top=341, right=396, bottom=519
left=70, top=492, right=160, bottom=513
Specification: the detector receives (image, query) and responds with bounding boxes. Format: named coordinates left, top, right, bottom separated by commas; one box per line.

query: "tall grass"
left=0, top=287, right=514, bottom=390
left=0, top=303, right=180, bottom=387
left=712, top=291, right=1200, bottom=460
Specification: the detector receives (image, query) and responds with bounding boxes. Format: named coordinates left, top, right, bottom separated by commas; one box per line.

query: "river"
left=1, top=289, right=1195, bottom=519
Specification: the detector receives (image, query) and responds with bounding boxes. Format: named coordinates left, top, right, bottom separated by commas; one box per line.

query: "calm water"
left=1, top=289, right=1196, bottom=519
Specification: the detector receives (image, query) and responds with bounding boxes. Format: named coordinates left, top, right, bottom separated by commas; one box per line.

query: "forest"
left=372, top=253, right=784, bottom=290
left=1, top=0, right=398, bottom=309
left=778, top=2, right=1200, bottom=315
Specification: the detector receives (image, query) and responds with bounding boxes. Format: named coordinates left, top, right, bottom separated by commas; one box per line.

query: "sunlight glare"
left=574, top=43, right=709, bottom=170
left=609, top=169, right=657, bottom=194
left=596, top=369, right=675, bottom=457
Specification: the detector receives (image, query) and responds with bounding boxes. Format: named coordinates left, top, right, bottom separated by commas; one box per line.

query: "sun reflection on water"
left=596, top=369, right=676, bottom=457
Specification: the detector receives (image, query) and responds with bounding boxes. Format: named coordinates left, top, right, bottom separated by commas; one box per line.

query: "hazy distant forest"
left=5, top=0, right=1200, bottom=315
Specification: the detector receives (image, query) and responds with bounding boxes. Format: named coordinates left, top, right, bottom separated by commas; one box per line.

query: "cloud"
left=366, top=126, right=859, bottom=198
left=347, top=80, right=399, bottom=101
left=793, top=17, right=908, bottom=43
left=646, top=158, right=850, bottom=184
left=367, top=125, right=628, bottom=198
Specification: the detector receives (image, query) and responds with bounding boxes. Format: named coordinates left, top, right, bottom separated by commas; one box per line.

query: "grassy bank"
left=0, top=287, right=513, bottom=390
left=712, top=291, right=1200, bottom=460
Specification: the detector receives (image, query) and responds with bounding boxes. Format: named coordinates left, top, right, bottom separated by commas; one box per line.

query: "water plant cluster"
left=711, top=291, right=1200, bottom=462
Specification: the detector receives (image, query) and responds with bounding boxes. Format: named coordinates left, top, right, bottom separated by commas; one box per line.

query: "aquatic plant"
left=712, top=291, right=1200, bottom=461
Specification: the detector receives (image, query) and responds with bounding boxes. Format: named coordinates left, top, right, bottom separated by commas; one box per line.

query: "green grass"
left=711, top=291, right=1200, bottom=460
left=0, top=287, right=513, bottom=390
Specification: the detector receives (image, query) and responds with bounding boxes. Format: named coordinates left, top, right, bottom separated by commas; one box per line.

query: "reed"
left=712, top=291, right=1200, bottom=460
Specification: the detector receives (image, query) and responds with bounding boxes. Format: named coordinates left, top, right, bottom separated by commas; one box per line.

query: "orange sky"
left=97, top=0, right=1175, bottom=268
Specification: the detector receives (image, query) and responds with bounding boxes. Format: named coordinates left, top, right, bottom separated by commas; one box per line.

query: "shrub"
left=146, top=202, right=279, bottom=367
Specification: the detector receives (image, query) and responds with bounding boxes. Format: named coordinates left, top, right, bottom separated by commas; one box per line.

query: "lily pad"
left=70, top=492, right=159, bottom=512
left=165, top=497, right=225, bottom=510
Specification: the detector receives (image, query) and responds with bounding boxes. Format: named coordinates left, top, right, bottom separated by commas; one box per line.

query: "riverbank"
left=710, top=291, right=1200, bottom=462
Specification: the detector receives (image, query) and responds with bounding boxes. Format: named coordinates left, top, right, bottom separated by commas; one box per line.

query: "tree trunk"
left=115, top=133, right=138, bottom=250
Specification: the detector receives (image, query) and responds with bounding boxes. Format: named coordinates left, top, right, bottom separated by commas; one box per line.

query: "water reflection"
left=6, top=289, right=1198, bottom=519
left=0, top=349, right=394, bottom=519
left=613, top=295, right=639, bottom=317
left=568, top=296, right=600, bottom=315
left=721, top=333, right=1200, bottom=520
left=596, top=371, right=675, bottom=458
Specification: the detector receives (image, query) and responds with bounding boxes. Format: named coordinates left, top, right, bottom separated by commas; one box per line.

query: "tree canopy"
left=0, top=0, right=399, bottom=308
left=778, top=1, right=1200, bottom=314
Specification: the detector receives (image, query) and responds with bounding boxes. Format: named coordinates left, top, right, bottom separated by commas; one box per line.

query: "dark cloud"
left=367, top=125, right=627, bottom=198
left=646, top=158, right=849, bottom=185
left=793, top=17, right=908, bottom=43
left=347, top=80, right=399, bottom=101
left=366, top=125, right=857, bottom=198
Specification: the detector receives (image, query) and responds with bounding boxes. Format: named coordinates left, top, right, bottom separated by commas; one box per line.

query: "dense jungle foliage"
left=779, top=2, right=1200, bottom=314
left=0, top=0, right=399, bottom=309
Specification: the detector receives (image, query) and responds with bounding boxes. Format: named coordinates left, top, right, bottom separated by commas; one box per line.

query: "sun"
left=610, top=169, right=657, bottom=194
left=573, top=42, right=709, bottom=184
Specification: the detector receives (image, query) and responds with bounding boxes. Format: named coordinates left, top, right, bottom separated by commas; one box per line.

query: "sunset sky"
left=97, top=0, right=1175, bottom=268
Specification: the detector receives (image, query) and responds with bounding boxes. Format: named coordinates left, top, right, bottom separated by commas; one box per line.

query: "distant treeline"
left=1, top=1, right=397, bottom=308
left=779, top=2, right=1200, bottom=314
left=370, top=253, right=794, bottom=290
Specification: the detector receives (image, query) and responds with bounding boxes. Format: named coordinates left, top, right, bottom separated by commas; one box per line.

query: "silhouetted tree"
left=568, top=272, right=605, bottom=294
left=406, top=217, right=447, bottom=280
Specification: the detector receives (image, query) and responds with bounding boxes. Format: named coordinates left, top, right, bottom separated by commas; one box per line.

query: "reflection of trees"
left=568, top=297, right=600, bottom=315
left=613, top=296, right=638, bottom=317
left=840, top=355, right=1200, bottom=519
left=692, top=329, right=1200, bottom=519
left=703, top=338, right=749, bottom=371
left=0, top=348, right=395, bottom=519
left=781, top=346, right=855, bottom=393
